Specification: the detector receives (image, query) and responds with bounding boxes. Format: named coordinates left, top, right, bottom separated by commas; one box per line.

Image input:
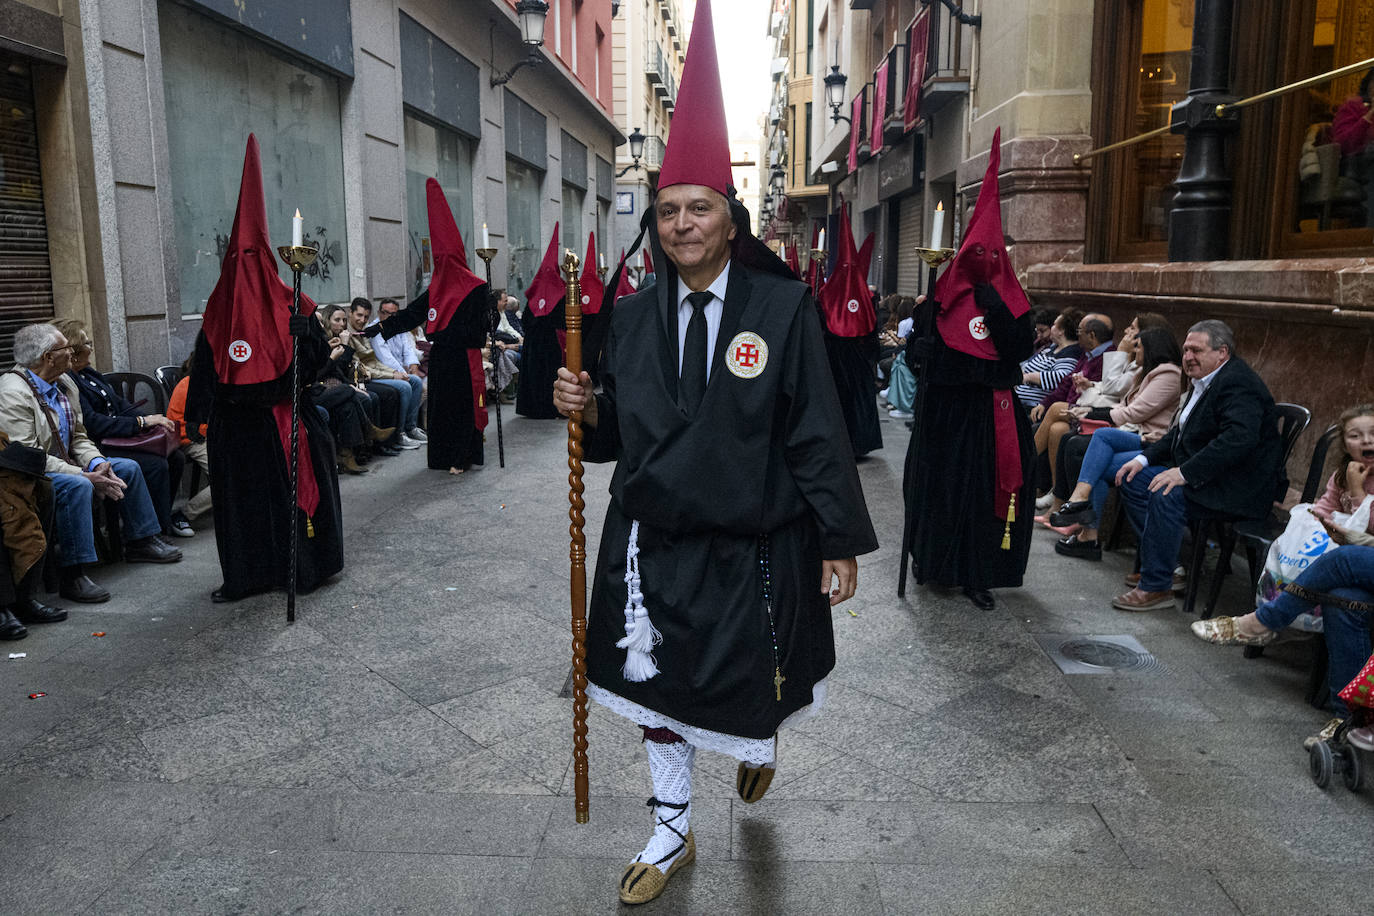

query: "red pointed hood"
left=524, top=222, right=563, bottom=317
left=818, top=204, right=875, bottom=336
left=642, top=247, right=654, bottom=276
left=657, top=0, right=731, bottom=198
left=578, top=232, right=606, bottom=315
left=202, top=134, right=315, bottom=386
left=616, top=248, right=636, bottom=299
left=424, top=178, right=486, bottom=336
left=935, top=128, right=1030, bottom=359
left=786, top=244, right=802, bottom=279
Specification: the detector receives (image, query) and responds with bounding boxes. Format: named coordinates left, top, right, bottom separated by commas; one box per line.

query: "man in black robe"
left=818, top=204, right=883, bottom=457
left=903, top=129, right=1035, bottom=610
left=186, top=135, right=343, bottom=603
left=554, top=0, right=876, bottom=903
left=515, top=223, right=566, bottom=420
left=370, top=178, right=489, bottom=474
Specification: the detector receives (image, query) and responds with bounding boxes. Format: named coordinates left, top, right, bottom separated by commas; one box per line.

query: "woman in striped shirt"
left=1016, top=308, right=1083, bottom=410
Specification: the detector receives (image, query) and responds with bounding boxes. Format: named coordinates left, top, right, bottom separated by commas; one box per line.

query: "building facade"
left=1, top=0, right=623, bottom=371
left=611, top=0, right=686, bottom=255
left=810, top=0, right=1369, bottom=471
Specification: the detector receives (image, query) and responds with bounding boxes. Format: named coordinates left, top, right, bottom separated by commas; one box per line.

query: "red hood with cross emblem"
left=818, top=203, right=875, bottom=337
left=203, top=134, right=317, bottom=385
left=934, top=128, right=1030, bottom=360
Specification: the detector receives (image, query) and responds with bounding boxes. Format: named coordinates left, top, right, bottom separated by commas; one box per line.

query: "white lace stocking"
left=635, top=739, right=694, bottom=867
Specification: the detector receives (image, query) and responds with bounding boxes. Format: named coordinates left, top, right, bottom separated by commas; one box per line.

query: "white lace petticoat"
left=586, top=679, right=827, bottom=764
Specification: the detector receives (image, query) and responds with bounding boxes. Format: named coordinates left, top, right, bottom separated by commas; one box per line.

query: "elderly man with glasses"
left=0, top=323, right=180, bottom=604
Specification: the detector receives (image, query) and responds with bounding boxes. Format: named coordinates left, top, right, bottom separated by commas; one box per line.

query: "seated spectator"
left=313, top=305, right=394, bottom=472
left=1016, top=308, right=1082, bottom=410
left=1191, top=544, right=1372, bottom=747
left=1073, top=313, right=1170, bottom=409
left=877, top=295, right=915, bottom=384
left=53, top=320, right=189, bottom=538
left=1112, top=320, right=1282, bottom=611
left=0, top=324, right=181, bottom=604
left=0, top=435, right=64, bottom=638
left=1030, top=313, right=1114, bottom=507
left=348, top=298, right=423, bottom=450
left=1030, top=306, right=1057, bottom=351
left=378, top=297, right=431, bottom=378
left=880, top=295, right=922, bottom=419
left=371, top=297, right=427, bottom=404
left=1313, top=404, right=1374, bottom=532
left=165, top=355, right=212, bottom=525
left=1047, top=326, right=1185, bottom=559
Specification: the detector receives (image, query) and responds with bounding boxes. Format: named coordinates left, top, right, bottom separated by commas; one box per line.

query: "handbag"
left=102, top=424, right=179, bottom=458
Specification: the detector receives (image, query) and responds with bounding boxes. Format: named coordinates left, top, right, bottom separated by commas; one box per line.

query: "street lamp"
left=823, top=63, right=850, bottom=124
left=770, top=165, right=786, bottom=195
left=491, top=1, right=550, bottom=87
left=617, top=127, right=647, bottom=177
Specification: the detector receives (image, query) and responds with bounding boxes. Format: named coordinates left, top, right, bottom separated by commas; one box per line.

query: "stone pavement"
left=1, top=409, right=1370, bottom=915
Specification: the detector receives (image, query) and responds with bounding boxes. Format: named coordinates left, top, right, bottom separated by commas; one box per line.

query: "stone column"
left=1167, top=0, right=1237, bottom=262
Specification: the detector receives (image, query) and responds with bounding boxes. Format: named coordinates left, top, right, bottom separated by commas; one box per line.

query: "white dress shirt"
left=1134, top=358, right=1227, bottom=469
left=676, top=261, right=730, bottom=377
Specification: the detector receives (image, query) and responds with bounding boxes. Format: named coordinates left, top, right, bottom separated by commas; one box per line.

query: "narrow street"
left=0, top=410, right=1368, bottom=915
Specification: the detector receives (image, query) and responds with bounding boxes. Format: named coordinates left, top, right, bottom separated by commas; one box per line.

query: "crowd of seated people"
left=0, top=299, right=518, bottom=640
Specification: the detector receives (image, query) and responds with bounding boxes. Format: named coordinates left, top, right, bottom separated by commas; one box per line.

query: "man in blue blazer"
left=1112, top=320, right=1283, bottom=611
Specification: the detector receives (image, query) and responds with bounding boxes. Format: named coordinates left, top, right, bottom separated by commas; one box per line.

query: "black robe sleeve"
left=781, top=293, right=879, bottom=560
left=582, top=313, right=622, bottom=464
left=185, top=331, right=215, bottom=429
left=375, top=291, right=429, bottom=340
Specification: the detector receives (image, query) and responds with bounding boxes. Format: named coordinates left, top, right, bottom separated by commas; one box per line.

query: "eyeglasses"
left=45, top=345, right=75, bottom=356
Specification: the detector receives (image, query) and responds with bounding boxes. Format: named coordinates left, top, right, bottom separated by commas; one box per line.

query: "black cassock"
left=375, top=288, right=488, bottom=471
left=822, top=326, right=883, bottom=457
left=515, top=299, right=564, bottom=419
left=583, top=264, right=878, bottom=740
left=186, top=324, right=344, bottom=600
left=904, top=295, right=1035, bottom=591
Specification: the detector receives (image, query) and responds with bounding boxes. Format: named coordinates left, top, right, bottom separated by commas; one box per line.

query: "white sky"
left=690, top=0, right=773, bottom=141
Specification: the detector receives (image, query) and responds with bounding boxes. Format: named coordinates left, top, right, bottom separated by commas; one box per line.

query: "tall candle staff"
left=475, top=234, right=505, bottom=469
left=275, top=233, right=319, bottom=624
left=562, top=248, right=591, bottom=824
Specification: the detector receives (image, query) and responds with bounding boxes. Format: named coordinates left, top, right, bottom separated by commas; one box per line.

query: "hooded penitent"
left=424, top=177, right=488, bottom=432
left=524, top=222, right=563, bottom=317
left=818, top=203, right=876, bottom=337
left=933, top=128, right=1029, bottom=523
left=615, top=249, right=636, bottom=299
left=201, top=134, right=318, bottom=516
left=579, top=232, right=606, bottom=315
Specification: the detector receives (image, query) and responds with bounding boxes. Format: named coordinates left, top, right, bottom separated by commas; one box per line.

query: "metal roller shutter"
left=0, top=56, right=54, bottom=365
left=896, top=193, right=923, bottom=297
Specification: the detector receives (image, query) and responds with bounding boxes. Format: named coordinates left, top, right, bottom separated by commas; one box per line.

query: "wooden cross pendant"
left=773, top=667, right=785, bottom=701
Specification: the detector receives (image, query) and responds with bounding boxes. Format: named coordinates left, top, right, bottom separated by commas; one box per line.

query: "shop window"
left=1279, top=0, right=1374, bottom=249
left=403, top=113, right=475, bottom=300
left=562, top=185, right=586, bottom=254
left=160, top=1, right=350, bottom=315
left=506, top=159, right=544, bottom=293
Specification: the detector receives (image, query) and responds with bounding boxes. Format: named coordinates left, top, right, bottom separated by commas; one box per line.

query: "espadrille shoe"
left=619, top=830, right=695, bottom=904
left=736, top=735, right=778, bottom=803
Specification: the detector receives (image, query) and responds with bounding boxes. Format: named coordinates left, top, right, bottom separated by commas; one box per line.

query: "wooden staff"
left=562, top=248, right=590, bottom=824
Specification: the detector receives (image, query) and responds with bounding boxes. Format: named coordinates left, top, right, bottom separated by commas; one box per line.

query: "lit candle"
left=482, top=222, right=490, bottom=249
left=599, top=251, right=606, bottom=270
left=931, top=202, right=944, bottom=248
left=817, top=229, right=825, bottom=251
left=292, top=209, right=303, bottom=248
left=778, top=241, right=786, bottom=261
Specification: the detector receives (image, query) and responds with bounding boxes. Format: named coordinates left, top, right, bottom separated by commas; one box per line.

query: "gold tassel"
left=1001, top=494, right=1015, bottom=550
left=306, top=517, right=315, bottom=539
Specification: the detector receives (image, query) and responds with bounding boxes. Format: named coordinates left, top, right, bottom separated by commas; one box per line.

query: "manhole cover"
left=1034, top=634, right=1164, bottom=675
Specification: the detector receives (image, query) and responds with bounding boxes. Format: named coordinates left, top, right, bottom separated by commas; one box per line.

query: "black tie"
left=680, top=291, right=712, bottom=416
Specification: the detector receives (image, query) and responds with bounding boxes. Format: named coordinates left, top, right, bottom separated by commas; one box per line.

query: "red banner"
left=871, top=60, right=889, bottom=155
left=903, top=11, right=930, bottom=129
left=847, top=93, right=863, bottom=172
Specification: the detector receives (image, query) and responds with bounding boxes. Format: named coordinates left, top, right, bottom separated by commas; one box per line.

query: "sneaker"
left=167, top=512, right=195, bottom=538
left=396, top=433, right=422, bottom=450
left=408, top=427, right=428, bottom=442
left=888, top=409, right=913, bottom=419
left=1303, top=717, right=1343, bottom=750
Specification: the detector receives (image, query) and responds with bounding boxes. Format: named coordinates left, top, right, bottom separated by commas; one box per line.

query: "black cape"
left=375, top=287, right=488, bottom=470
left=903, top=292, right=1035, bottom=590
left=186, top=324, right=344, bottom=600
left=582, top=262, right=878, bottom=739
left=822, top=328, right=883, bottom=456
left=515, top=299, right=564, bottom=419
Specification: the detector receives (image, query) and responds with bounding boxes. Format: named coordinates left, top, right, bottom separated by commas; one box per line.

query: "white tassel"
left=619, top=521, right=662, bottom=681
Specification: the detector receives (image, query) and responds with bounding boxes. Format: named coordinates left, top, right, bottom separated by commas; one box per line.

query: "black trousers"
left=313, top=383, right=366, bottom=449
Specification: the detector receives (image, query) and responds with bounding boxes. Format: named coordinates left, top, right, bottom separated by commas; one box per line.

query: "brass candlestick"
left=274, top=244, right=319, bottom=625
left=475, top=246, right=504, bottom=469
left=915, top=246, right=956, bottom=267
left=596, top=265, right=607, bottom=283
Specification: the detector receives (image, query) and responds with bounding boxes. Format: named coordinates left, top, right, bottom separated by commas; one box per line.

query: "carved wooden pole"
left=562, top=248, right=591, bottom=824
